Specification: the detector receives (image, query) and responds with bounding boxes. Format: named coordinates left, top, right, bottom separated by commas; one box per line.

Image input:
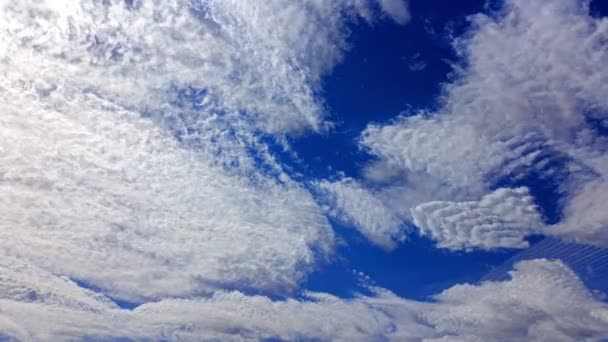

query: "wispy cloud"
left=317, top=178, right=406, bottom=249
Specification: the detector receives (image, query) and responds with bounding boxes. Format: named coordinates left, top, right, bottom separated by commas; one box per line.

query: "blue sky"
left=2, top=0, right=608, bottom=340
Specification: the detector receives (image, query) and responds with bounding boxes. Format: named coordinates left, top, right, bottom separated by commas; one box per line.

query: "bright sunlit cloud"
left=1, top=0, right=607, bottom=340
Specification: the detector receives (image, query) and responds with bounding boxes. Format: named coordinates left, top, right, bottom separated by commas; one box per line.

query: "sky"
left=1, top=0, right=608, bottom=341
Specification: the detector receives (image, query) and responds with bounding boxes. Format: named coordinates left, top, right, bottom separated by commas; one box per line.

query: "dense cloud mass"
left=0, top=0, right=412, bottom=302
left=0, top=0, right=382, bottom=134
left=1, top=258, right=607, bottom=341
left=327, top=0, right=608, bottom=250
left=1, top=0, right=608, bottom=340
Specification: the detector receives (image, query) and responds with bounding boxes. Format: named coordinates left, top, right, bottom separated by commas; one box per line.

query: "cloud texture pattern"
left=329, top=0, right=608, bottom=250
left=1, top=258, right=607, bottom=341
left=1, top=0, right=608, bottom=340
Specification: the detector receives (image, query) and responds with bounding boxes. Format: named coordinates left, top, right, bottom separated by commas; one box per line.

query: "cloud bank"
left=0, top=0, right=410, bottom=135
left=1, top=258, right=607, bottom=341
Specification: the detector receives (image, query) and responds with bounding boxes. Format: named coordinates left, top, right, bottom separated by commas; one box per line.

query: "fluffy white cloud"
left=0, top=83, right=336, bottom=302
left=317, top=178, right=406, bottom=249
left=1, top=258, right=607, bottom=341
left=544, top=147, right=608, bottom=246
left=342, top=0, right=608, bottom=249
left=2, top=0, right=606, bottom=339
left=361, top=115, right=514, bottom=198
left=411, top=187, right=544, bottom=251
left=0, top=0, right=410, bottom=303
left=422, top=259, right=608, bottom=341
left=377, top=0, right=410, bottom=24
left=0, top=0, right=409, bottom=135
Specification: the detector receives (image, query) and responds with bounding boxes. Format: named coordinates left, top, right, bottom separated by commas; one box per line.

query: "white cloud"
left=347, top=0, right=608, bottom=249
left=551, top=176, right=608, bottom=246
left=1, top=258, right=607, bottom=341
left=0, top=0, right=411, bottom=303
left=317, top=178, right=406, bottom=249
left=0, top=0, right=408, bottom=135
left=0, top=84, right=335, bottom=302
left=1, top=0, right=606, bottom=339
left=361, top=115, right=511, bottom=197
left=408, top=52, right=427, bottom=71
left=411, top=187, right=544, bottom=251
left=422, top=259, right=608, bottom=341
left=378, top=0, right=410, bottom=25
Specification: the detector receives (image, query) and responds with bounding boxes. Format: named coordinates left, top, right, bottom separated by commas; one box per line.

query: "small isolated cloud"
left=408, top=52, right=427, bottom=71
left=1, top=0, right=607, bottom=339
left=412, top=187, right=544, bottom=251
